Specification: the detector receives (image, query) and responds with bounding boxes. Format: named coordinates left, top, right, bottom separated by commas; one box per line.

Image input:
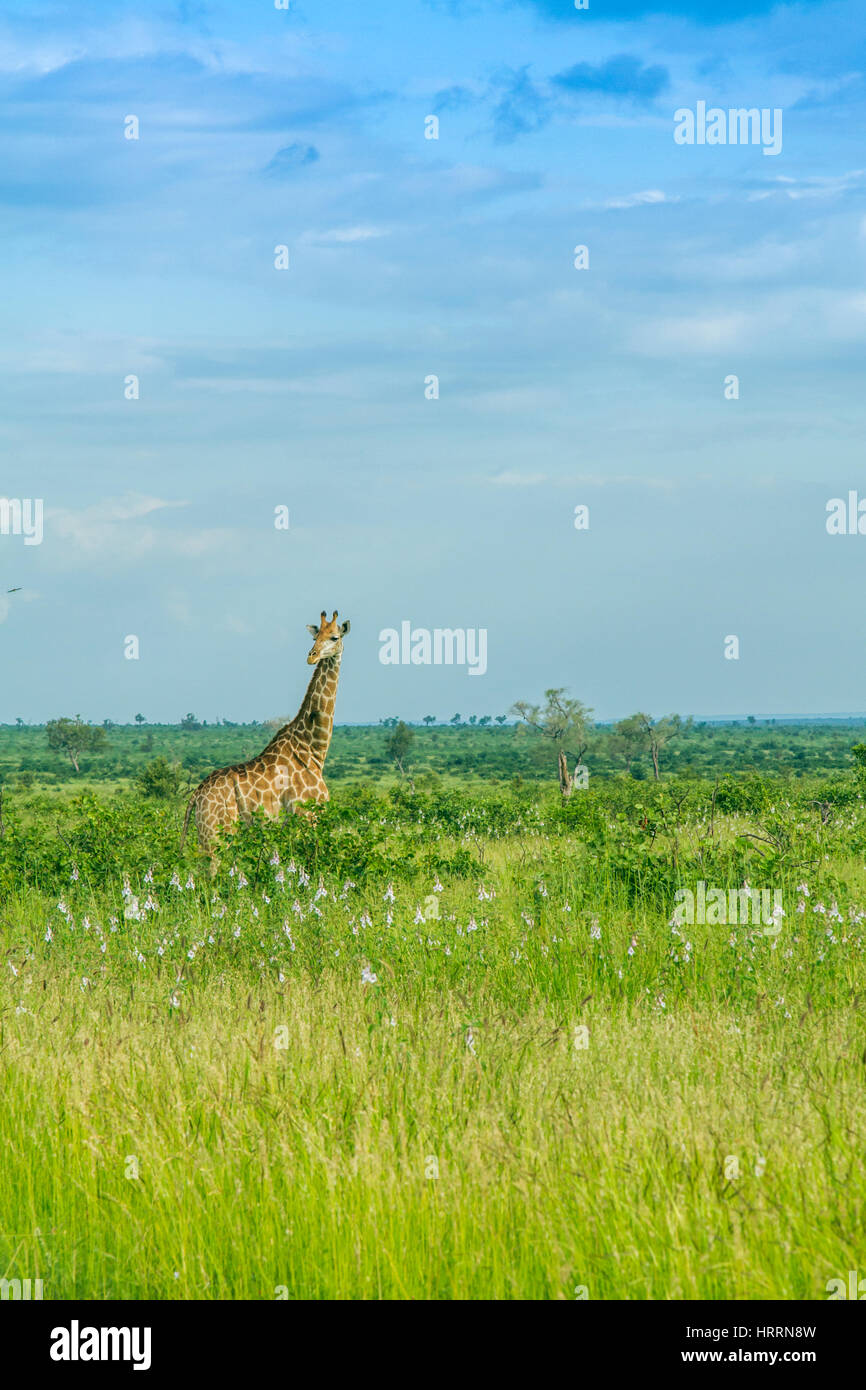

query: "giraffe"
left=180, top=610, right=350, bottom=869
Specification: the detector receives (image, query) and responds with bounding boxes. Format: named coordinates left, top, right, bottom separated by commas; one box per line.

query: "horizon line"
left=3, top=712, right=866, bottom=728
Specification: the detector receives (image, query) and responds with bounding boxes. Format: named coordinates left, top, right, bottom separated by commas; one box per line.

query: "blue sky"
left=1, top=0, right=865, bottom=724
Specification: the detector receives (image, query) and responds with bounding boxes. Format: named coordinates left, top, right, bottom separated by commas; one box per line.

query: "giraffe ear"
left=306, top=625, right=318, bottom=637
left=340, top=620, right=351, bottom=636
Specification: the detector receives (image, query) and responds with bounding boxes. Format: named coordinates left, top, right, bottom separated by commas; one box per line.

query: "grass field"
left=1, top=761, right=864, bottom=1299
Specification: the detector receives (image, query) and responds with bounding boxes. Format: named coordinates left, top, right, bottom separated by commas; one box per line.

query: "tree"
left=136, top=757, right=183, bottom=799
left=478, top=715, right=492, bottom=727
left=609, top=714, right=647, bottom=776
left=450, top=714, right=461, bottom=727
left=15, top=717, right=24, bottom=730
left=423, top=715, right=436, bottom=728
left=134, top=713, right=146, bottom=726
left=634, top=712, right=690, bottom=780
left=180, top=713, right=202, bottom=731
left=468, top=714, right=477, bottom=726
left=386, top=721, right=415, bottom=782
left=852, top=743, right=866, bottom=773
left=511, top=688, right=593, bottom=800
left=495, top=715, right=507, bottom=726
left=46, top=716, right=107, bottom=773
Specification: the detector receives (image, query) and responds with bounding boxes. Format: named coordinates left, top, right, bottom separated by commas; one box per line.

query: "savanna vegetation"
left=1, top=714, right=864, bottom=1298
left=1, top=708, right=864, bottom=794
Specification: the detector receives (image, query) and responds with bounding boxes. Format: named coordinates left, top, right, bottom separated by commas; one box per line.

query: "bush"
left=135, top=758, right=183, bottom=799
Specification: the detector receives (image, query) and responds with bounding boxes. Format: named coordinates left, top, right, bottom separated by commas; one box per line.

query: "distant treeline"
left=1, top=715, right=865, bottom=793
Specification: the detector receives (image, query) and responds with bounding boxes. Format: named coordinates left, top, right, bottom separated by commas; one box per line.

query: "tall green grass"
left=2, top=793, right=864, bottom=1299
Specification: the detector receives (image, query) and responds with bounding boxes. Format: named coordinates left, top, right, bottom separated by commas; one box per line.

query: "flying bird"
left=6, top=587, right=21, bottom=593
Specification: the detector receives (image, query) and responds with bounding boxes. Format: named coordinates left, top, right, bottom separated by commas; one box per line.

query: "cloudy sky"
left=1, top=0, right=865, bottom=724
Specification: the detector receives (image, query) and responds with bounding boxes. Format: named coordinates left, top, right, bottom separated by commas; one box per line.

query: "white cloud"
left=568, top=474, right=676, bottom=491
left=48, top=494, right=187, bottom=549
left=304, top=226, right=391, bottom=244
left=467, top=385, right=567, bottom=414
left=44, top=494, right=189, bottom=562
left=598, top=189, right=674, bottom=210
left=487, top=471, right=676, bottom=490
left=0, top=36, right=86, bottom=75
left=0, top=18, right=316, bottom=78
left=630, top=288, right=866, bottom=359
left=80, top=496, right=186, bottom=524
left=748, top=170, right=865, bottom=202
left=630, top=312, right=750, bottom=355
left=489, top=470, right=547, bottom=486
left=674, top=237, right=807, bottom=283
left=177, top=373, right=372, bottom=398
left=0, top=332, right=166, bottom=376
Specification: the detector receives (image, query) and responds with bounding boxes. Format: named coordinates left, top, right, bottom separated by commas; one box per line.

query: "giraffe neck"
left=284, top=655, right=341, bottom=765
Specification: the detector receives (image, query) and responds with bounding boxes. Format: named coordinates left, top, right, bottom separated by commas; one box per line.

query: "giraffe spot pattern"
left=187, top=649, right=342, bottom=869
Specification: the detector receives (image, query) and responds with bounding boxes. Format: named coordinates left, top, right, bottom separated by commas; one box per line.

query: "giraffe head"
left=306, top=610, right=350, bottom=664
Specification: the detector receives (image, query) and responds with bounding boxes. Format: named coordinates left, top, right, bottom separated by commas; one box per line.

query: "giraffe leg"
left=196, top=778, right=241, bottom=875
left=193, top=800, right=220, bottom=877
left=233, top=778, right=253, bottom=826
